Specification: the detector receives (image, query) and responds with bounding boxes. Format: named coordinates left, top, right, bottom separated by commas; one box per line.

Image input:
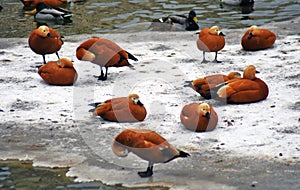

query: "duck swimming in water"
left=150, top=10, right=199, bottom=31
left=220, top=0, right=254, bottom=6
left=33, top=2, right=72, bottom=24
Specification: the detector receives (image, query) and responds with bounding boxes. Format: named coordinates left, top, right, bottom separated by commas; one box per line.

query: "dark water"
left=0, top=160, right=168, bottom=190
left=0, top=160, right=104, bottom=190
left=0, top=0, right=300, bottom=38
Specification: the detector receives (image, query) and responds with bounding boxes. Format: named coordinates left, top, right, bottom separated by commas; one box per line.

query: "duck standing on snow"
left=220, top=0, right=254, bottom=6
left=212, top=65, right=269, bottom=104
left=192, top=71, right=241, bottom=99
left=150, top=10, right=199, bottom=31
left=90, top=94, right=147, bottom=122
left=28, top=25, right=63, bottom=64
left=112, top=129, right=190, bottom=177
left=196, top=26, right=225, bottom=63
left=33, top=2, right=72, bottom=24
left=38, top=58, right=77, bottom=85
left=76, top=38, right=138, bottom=81
left=241, top=25, right=276, bottom=51
left=180, top=102, right=218, bottom=132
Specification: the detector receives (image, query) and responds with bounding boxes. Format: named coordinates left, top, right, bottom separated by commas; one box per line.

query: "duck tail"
left=126, top=51, right=138, bottom=61
left=178, top=150, right=190, bottom=158
left=210, top=82, right=228, bottom=98
left=55, top=7, right=72, bottom=15
left=164, top=149, right=190, bottom=163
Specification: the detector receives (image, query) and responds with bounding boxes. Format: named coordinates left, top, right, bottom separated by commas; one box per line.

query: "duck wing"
left=39, top=7, right=72, bottom=19
left=168, top=15, right=187, bottom=25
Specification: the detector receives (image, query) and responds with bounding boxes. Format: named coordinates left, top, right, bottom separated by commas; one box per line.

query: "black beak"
left=219, top=32, right=225, bottom=36
left=256, top=70, right=260, bottom=74
left=137, top=100, right=144, bottom=106
left=47, top=32, right=54, bottom=38
left=183, top=80, right=194, bottom=89
left=205, top=112, right=211, bottom=119
left=88, top=102, right=102, bottom=107
left=88, top=108, right=95, bottom=113
left=248, top=32, right=253, bottom=39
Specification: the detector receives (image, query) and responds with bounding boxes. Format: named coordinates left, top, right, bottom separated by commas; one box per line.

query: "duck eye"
left=57, top=61, right=62, bottom=65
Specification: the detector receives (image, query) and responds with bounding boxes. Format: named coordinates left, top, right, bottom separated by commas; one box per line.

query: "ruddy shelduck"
left=20, top=0, right=68, bottom=8
left=214, top=65, right=269, bottom=103
left=112, top=129, right=190, bottom=177
left=180, top=102, right=218, bottom=132
left=192, top=71, right=241, bottom=99
left=241, top=25, right=276, bottom=51
left=76, top=38, right=138, bottom=81
left=92, top=94, right=147, bottom=122
left=29, top=25, right=63, bottom=64
left=196, top=26, right=225, bottom=63
left=38, top=58, right=77, bottom=85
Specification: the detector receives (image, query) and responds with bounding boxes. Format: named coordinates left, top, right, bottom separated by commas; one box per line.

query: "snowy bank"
left=0, top=17, right=299, bottom=189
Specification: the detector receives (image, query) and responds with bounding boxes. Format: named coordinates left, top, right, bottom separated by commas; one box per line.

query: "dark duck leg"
left=213, top=52, right=222, bottom=63
left=201, top=51, right=208, bottom=63
left=138, top=162, right=154, bottom=178
left=98, top=66, right=108, bottom=81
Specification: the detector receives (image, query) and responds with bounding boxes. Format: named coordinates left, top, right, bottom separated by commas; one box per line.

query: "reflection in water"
left=220, top=2, right=254, bottom=14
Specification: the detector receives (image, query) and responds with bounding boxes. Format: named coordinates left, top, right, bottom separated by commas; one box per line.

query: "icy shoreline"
left=0, top=17, right=299, bottom=189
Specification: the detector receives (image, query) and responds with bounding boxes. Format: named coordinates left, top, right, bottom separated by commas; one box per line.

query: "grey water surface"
left=0, top=0, right=300, bottom=37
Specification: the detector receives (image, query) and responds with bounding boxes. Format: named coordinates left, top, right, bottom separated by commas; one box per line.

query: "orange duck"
left=38, top=58, right=77, bottom=85
left=92, top=94, right=147, bottom=122
left=180, top=102, right=218, bottom=132
left=241, top=25, right=276, bottom=51
left=29, top=25, right=63, bottom=64
left=20, top=0, right=68, bottom=9
left=76, top=38, right=138, bottom=81
left=196, top=26, right=225, bottom=63
left=192, top=71, right=241, bottom=99
left=112, top=129, right=190, bottom=177
left=214, top=65, right=269, bottom=103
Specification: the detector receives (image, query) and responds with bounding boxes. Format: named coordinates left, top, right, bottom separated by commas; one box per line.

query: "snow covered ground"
left=0, top=17, right=299, bottom=189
